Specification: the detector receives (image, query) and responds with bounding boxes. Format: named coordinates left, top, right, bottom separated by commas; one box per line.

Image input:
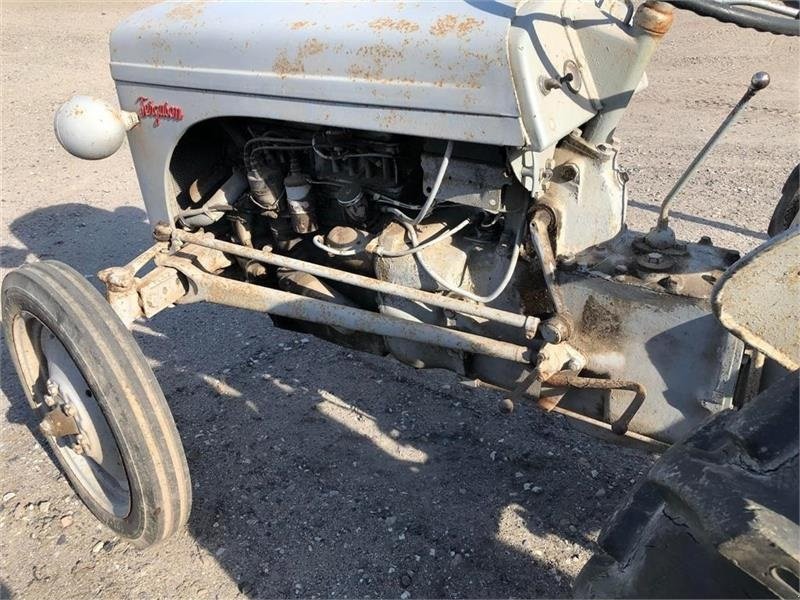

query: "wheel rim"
left=14, top=313, right=131, bottom=518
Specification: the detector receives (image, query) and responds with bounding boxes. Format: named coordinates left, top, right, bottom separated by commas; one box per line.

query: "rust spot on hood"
left=368, top=17, right=419, bottom=33
left=165, top=1, right=206, bottom=22
left=273, top=38, right=328, bottom=77
left=430, top=15, right=484, bottom=38
left=430, top=15, right=457, bottom=36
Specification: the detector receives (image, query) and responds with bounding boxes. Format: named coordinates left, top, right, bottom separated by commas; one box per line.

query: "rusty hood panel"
left=109, top=1, right=521, bottom=119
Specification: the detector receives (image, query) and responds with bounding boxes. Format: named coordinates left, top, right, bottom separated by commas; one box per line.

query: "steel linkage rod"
left=168, top=229, right=539, bottom=335
left=171, top=262, right=534, bottom=365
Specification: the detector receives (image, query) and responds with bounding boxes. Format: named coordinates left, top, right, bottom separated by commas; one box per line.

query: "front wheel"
left=2, top=260, right=191, bottom=547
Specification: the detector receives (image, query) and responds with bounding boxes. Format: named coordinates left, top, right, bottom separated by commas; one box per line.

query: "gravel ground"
left=0, top=3, right=797, bottom=599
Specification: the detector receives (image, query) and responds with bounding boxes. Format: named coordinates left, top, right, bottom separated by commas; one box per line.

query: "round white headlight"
left=53, top=95, right=139, bottom=160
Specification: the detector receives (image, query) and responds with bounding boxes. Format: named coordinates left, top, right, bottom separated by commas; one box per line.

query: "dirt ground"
left=0, top=2, right=797, bottom=599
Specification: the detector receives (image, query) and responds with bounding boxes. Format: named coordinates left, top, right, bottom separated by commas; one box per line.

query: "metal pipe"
left=170, top=229, right=539, bottom=334
left=656, top=71, right=770, bottom=229
left=174, top=263, right=534, bottom=365
left=529, top=209, right=566, bottom=314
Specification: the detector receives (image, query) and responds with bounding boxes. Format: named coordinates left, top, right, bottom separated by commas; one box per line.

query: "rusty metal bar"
left=172, top=262, right=534, bottom=365
left=460, top=377, right=666, bottom=450
left=169, top=229, right=539, bottom=334
left=545, top=372, right=646, bottom=435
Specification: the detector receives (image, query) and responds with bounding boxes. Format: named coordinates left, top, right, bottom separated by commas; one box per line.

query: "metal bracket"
left=39, top=405, right=80, bottom=438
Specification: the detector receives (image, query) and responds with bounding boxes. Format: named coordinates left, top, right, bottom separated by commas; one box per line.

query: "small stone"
left=523, top=483, right=531, bottom=491
left=91, top=541, right=105, bottom=554
left=38, top=500, right=51, bottom=513
left=514, top=472, right=524, bottom=479
left=398, top=533, right=406, bottom=541
left=2, top=492, right=16, bottom=503
left=450, top=553, right=464, bottom=567
left=385, top=516, right=397, bottom=527
left=215, top=547, right=226, bottom=556
left=299, top=338, right=310, bottom=344
left=595, top=488, right=606, bottom=497
left=400, top=573, right=412, bottom=588
left=429, top=548, right=436, bottom=556
left=531, top=486, right=543, bottom=494
left=590, top=469, right=599, bottom=478
left=489, top=451, right=497, bottom=461
left=389, top=429, right=401, bottom=440
left=400, top=592, right=411, bottom=600
left=498, top=398, right=514, bottom=414
left=60, top=514, right=74, bottom=528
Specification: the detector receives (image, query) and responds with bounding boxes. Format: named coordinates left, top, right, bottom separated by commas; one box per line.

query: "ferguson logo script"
left=136, top=97, right=184, bottom=127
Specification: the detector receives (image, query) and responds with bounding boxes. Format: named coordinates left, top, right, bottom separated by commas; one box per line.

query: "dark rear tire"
left=768, top=164, right=799, bottom=236
left=575, top=372, right=799, bottom=598
left=2, top=260, right=191, bottom=547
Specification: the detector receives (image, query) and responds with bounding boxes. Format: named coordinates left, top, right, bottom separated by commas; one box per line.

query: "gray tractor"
left=2, top=0, right=798, bottom=596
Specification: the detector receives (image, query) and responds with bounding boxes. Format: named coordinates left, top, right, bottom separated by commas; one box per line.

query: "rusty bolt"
left=63, top=404, right=76, bottom=417
left=561, top=163, right=579, bottom=182
left=39, top=421, right=53, bottom=436
left=43, top=394, right=57, bottom=408
left=153, top=221, right=172, bottom=242
left=98, top=267, right=134, bottom=292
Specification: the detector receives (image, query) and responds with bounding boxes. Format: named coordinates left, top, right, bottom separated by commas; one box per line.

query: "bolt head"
left=46, top=380, right=59, bottom=396
left=647, top=252, right=663, bottom=264
left=750, top=71, right=770, bottom=91
left=540, top=323, right=563, bottom=344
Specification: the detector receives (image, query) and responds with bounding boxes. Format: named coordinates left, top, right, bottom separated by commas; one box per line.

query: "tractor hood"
left=109, top=1, right=520, bottom=120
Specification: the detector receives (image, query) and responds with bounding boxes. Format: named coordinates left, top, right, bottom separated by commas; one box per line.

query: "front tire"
left=2, top=260, right=191, bottom=547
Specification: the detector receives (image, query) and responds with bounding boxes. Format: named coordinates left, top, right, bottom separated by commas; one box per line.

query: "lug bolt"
left=63, top=404, right=76, bottom=417
left=46, top=380, right=59, bottom=397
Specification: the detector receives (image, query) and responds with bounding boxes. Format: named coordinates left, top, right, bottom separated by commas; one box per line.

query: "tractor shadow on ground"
left=0, top=203, right=653, bottom=598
